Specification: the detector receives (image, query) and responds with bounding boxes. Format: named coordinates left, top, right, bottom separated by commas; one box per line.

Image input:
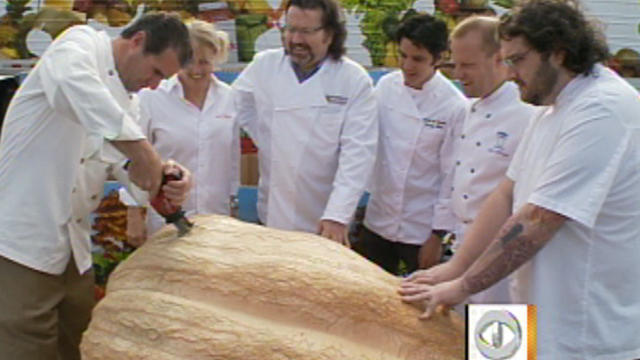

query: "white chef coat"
left=451, top=81, right=537, bottom=243
left=232, top=49, right=377, bottom=232
left=363, top=70, right=467, bottom=245
left=507, top=64, right=640, bottom=360
left=138, top=74, right=240, bottom=233
left=0, top=26, right=146, bottom=274
left=68, top=141, right=147, bottom=275
left=447, top=81, right=538, bottom=304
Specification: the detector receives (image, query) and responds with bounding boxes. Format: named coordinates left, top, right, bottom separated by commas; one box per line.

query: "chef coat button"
left=451, top=186, right=455, bottom=191
left=486, top=113, right=492, bottom=119
left=91, top=194, right=98, bottom=200
left=76, top=218, right=82, bottom=224
left=461, top=134, right=466, bottom=139
left=463, top=194, right=469, bottom=200
left=476, top=141, right=482, bottom=147
left=72, top=187, right=77, bottom=193
left=80, top=158, right=85, bottom=164
left=108, top=70, right=114, bottom=76
left=471, top=107, right=476, bottom=113
left=470, top=168, right=475, bottom=174
left=456, top=160, right=461, bottom=166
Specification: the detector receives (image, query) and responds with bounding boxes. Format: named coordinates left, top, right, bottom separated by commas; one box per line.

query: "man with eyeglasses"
left=404, top=16, right=540, bottom=304
left=400, top=1, right=640, bottom=359
left=232, top=0, right=377, bottom=245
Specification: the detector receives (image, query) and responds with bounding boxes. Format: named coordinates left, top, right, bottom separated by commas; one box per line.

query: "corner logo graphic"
left=475, top=310, right=522, bottom=359
left=467, top=304, right=537, bottom=360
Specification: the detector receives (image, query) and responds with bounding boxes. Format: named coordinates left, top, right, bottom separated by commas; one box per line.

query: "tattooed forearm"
left=462, top=230, right=541, bottom=294
left=500, top=223, right=523, bottom=246
left=460, top=204, right=566, bottom=296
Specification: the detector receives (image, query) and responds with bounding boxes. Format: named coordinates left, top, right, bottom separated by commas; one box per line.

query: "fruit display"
left=81, top=214, right=464, bottom=360
left=0, top=0, right=638, bottom=75
left=91, top=189, right=139, bottom=301
left=492, top=0, right=513, bottom=9
left=235, top=12, right=267, bottom=61
left=339, top=0, right=413, bottom=66
left=609, top=48, right=640, bottom=78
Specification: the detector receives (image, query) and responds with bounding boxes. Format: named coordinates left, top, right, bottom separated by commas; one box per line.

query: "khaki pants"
left=0, top=255, right=95, bottom=360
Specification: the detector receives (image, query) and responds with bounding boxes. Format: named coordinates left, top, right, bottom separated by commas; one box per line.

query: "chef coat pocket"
left=313, top=105, right=345, bottom=146
left=416, top=118, right=446, bottom=153
left=204, top=113, right=236, bottom=145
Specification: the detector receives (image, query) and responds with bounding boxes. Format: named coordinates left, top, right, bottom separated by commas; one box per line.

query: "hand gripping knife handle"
left=123, top=161, right=194, bottom=236
left=150, top=171, right=194, bottom=236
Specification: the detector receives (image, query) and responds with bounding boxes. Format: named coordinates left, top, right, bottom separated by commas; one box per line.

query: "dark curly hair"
left=285, top=0, right=346, bottom=60
left=395, top=13, right=449, bottom=60
left=498, top=0, right=609, bottom=75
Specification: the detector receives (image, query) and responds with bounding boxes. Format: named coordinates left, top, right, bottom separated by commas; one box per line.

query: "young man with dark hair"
left=233, top=0, right=377, bottom=244
left=359, top=13, right=467, bottom=274
left=0, top=13, right=193, bottom=360
left=401, top=1, right=640, bottom=358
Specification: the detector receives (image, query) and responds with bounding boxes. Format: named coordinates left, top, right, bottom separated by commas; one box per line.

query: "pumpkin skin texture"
left=81, top=215, right=464, bottom=360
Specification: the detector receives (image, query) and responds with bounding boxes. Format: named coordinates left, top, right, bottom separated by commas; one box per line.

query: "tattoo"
left=462, top=235, right=538, bottom=295
left=500, top=223, right=523, bottom=246
left=461, top=205, right=566, bottom=296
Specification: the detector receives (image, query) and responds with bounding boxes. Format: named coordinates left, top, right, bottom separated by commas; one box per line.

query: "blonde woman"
left=138, top=20, right=240, bottom=234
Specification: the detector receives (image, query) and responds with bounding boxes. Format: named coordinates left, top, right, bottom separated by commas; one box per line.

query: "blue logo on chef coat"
left=488, top=131, right=509, bottom=157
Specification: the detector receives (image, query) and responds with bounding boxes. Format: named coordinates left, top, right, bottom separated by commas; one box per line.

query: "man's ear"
left=131, top=30, right=147, bottom=50
left=549, top=49, right=566, bottom=67
left=493, top=50, right=504, bottom=67
left=323, top=29, right=334, bottom=44
left=432, top=51, right=445, bottom=67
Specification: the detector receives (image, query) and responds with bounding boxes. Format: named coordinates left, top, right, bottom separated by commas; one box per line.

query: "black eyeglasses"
left=281, top=24, right=324, bottom=36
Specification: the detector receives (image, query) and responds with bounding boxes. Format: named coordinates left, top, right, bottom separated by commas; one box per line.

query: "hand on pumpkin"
left=398, top=278, right=468, bottom=320
left=161, top=160, right=192, bottom=207
left=403, top=261, right=464, bottom=286
left=318, top=219, right=350, bottom=247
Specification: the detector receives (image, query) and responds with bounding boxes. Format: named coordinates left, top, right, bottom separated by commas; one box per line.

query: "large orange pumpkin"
left=81, top=215, right=464, bottom=359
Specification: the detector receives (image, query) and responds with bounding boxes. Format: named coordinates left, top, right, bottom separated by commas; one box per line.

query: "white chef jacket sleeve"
left=232, top=58, right=261, bottom=146
left=321, top=75, right=378, bottom=224
left=230, top=115, right=241, bottom=197
left=362, top=81, right=384, bottom=193
left=111, top=162, right=150, bottom=207
left=137, top=91, right=154, bottom=141
left=506, top=111, right=538, bottom=182
left=39, top=29, right=130, bottom=141
left=118, top=93, right=145, bottom=141
left=112, top=93, right=157, bottom=205
left=431, top=102, right=467, bottom=231
left=526, top=103, right=630, bottom=228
